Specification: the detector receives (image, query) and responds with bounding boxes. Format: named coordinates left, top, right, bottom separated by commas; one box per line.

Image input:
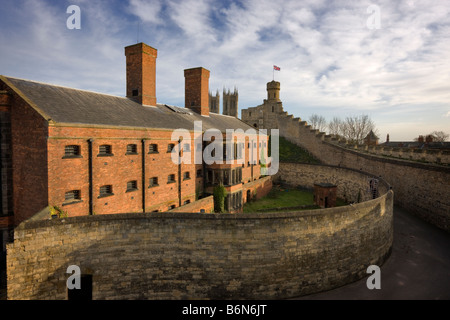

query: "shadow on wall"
left=8, top=189, right=394, bottom=300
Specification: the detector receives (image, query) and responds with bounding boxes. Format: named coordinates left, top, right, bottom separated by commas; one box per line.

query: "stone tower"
left=266, top=80, right=280, bottom=102
left=223, top=87, right=238, bottom=117
left=209, top=90, right=220, bottom=114
left=240, top=80, right=284, bottom=129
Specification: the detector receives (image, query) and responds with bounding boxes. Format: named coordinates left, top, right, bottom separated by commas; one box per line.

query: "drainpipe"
left=87, top=139, right=93, bottom=215
left=178, top=139, right=182, bottom=207
left=141, top=139, right=146, bottom=213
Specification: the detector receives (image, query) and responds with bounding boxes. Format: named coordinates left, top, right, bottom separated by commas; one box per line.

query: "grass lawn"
left=243, top=186, right=317, bottom=213
left=243, top=185, right=348, bottom=213
left=274, top=136, right=320, bottom=164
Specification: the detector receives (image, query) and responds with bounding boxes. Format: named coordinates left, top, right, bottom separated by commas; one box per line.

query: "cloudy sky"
left=0, top=0, right=449, bottom=141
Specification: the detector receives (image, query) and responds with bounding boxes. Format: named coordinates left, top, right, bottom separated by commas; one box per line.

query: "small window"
left=149, top=177, right=159, bottom=188
left=183, top=172, right=190, bottom=180
left=99, top=185, right=113, bottom=197
left=64, top=145, right=81, bottom=158
left=167, top=174, right=176, bottom=183
left=169, top=204, right=176, bottom=210
left=126, top=180, right=137, bottom=192
left=184, top=200, right=191, bottom=205
left=126, top=144, right=137, bottom=154
left=132, top=89, right=138, bottom=96
left=149, top=144, right=158, bottom=153
left=65, top=190, right=80, bottom=201
left=167, top=144, right=175, bottom=153
left=196, top=169, right=202, bottom=178
left=183, top=143, right=190, bottom=152
left=272, top=106, right=274, bottom=112
left=98, top=145, right=112, bottom=156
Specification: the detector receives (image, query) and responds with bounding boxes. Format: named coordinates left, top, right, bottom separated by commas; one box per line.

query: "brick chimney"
left=184, top=67, right=210, bottom=116
left=125, top=42, right=157, bottom=106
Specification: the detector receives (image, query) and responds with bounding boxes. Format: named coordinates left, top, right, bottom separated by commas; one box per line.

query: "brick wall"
left=9, top=91, right=49, bottom=226
left=184, top=67, right=210, bottom=116
left=169, top=195, right=214, bottom=213
left=47, top=126, right=198, bottom=217
left=7, top=173, right=393, bottom=299
left=125, top=43, right=157, bottom=106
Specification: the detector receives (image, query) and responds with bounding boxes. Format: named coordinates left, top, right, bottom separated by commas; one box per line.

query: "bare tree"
left=430, top=131, right=449, bottom=142
left=308, top=114, right=327, bottom=132
left=328, top=117, right=343, bottom=137
left=415, top=131, right=448, bottom=142
left=341, top=115, right=377, bottom=144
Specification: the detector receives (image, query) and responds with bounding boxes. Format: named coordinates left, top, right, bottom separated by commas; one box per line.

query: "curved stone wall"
left=7, top=165, right=394, bottom=300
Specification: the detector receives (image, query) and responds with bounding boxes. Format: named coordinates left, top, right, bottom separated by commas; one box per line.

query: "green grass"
left=244, top=186, right=317, bottom=213
left=272, top=136, right=320, bottom=164
left=243, top=185, right=349, bottom=213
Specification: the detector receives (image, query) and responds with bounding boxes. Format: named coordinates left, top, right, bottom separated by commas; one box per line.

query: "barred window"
left=99, top=185, right=113, bottom=197
left=167, top=174, right=176, bottom=183
left=196, top=169, right=202, bottom=178
left=183, top=143, right=190, bottom=152
left=65, top=190, right=80, bottom=201
left=98, top=145, right=112, bottom=156
left=126, top=144, right=137, bottom=154
left=167, top=144, right=175, bottom=152
left=183, top=172, right=190, bottom=180
left=64, top=145, right=81, bottom=157
left=126, top=180, right=137, bottom=191
left=149, top=177, right=159, bottom=187
left=149, top=144, right=158, bottom=153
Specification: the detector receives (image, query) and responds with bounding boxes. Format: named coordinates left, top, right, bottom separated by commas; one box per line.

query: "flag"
left=273, top=65, right=280, bottom=71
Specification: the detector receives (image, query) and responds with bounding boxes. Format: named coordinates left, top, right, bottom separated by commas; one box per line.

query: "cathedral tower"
left=223, top=87, right=238, bottom=117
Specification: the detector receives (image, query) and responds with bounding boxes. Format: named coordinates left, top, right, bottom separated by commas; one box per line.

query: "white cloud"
left=1, top=0, right=449, bottom=139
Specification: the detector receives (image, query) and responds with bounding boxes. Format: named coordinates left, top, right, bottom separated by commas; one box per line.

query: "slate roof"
left=364, top=130, right=379, bottom=141
left=2, top=76, right=256, bottom=133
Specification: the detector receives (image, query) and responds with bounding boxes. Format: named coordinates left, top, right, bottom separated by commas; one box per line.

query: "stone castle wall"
left=276, top=162, right=390, bottom=204
left=257, top=111, right=450, bottom=232
left=7, top=164, right=393, bottom=300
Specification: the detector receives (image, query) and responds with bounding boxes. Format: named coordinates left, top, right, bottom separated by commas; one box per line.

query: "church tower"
left=223, top=87, right=238, bottom=117
left=209, top=90, right=220, bottom=114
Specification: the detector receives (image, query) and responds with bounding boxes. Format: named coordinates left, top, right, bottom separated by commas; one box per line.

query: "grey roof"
left=365, top=130, right=379, bottom=140
left=3, top=76, right=256, bottom=133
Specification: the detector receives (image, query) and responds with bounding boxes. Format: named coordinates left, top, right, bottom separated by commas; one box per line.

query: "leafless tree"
left=415, top=131, right=448, bottom=142
left=345, top=115, right=377, bottom=144
left=430, top=131, right=449, bottom=142
left=308, top=114, right=327, bottom=132
left=328, top=117, right=343, bottom=137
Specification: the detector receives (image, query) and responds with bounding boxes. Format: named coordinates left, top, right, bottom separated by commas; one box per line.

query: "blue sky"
left=0, top=0, right=449, bottom=141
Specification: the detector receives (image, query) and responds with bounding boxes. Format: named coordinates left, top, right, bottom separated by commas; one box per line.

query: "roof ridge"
left=4, top=75, right=127, bottom=99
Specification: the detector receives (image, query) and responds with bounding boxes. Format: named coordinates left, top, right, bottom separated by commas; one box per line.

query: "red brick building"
left=0, top=42, right=272, bottom=258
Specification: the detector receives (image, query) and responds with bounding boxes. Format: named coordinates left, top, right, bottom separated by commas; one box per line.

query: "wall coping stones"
left=323, top=140, right=450, bottom=172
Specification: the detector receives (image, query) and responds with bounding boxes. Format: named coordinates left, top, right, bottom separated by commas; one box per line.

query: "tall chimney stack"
left=125, top=42, right=157, bottom=106
left=184, top=67, right=210, bottom=116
